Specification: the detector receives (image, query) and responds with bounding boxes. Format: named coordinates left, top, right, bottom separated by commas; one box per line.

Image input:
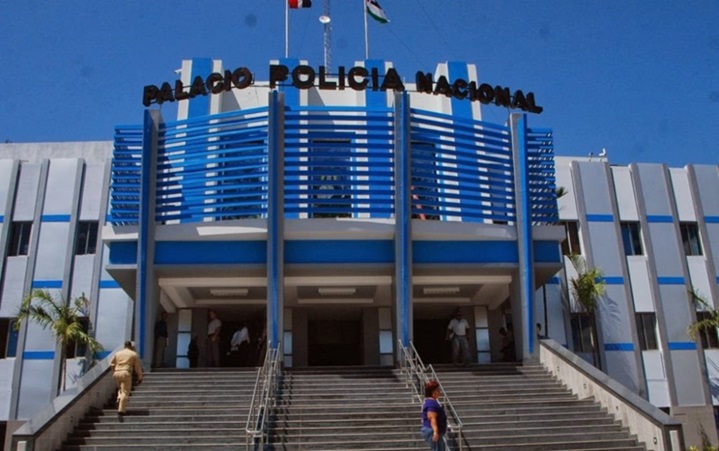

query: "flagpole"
left=363, top=0, right=369, bottom=59
left=285, top=0, right=289, bottom=58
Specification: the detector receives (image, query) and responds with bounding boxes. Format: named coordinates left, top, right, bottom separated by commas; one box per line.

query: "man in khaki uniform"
left=110, top=341, right=144, bottom=415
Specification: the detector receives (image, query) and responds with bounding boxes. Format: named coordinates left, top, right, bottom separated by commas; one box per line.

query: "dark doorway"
left=215, top=308, right=266, bottom=368
left=413, top=319, right=453, bottom=364
left=308, top=320, right=362, bottom=366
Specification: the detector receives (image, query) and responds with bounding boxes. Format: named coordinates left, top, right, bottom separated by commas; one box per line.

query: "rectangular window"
left=65, top=317, right=90, bottom=359
left=411, top=141, right=440, bottom=220
left=696, top=312, right=719, bottom=349
left=8, top=222, right=32, bottom=256
left=621, top=222, right=643, bottom=256
left=75, top=221, right=99, bottom=255
left=217, top=137, right=266, bottom=220
left=0, top=319, right=19, bottom=358
left=570, top=313, right=593, bottom=353
left=635, top=313, right=658, bottom=350
left=559, top=221, right=581, bottom=255
left=680, top=223, right=703, bottom=256
left=310, top=138, right=353, bottom=218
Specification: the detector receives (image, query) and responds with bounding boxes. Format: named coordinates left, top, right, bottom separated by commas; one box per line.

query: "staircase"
left=58, top=368, right=258, bottom=450
left=434, top=363, right=647, bottom=450
left=268, top=366, right=426, bottom=450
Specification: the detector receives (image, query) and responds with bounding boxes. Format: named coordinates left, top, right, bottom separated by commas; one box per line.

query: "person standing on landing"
left=420, top=380, right=448, bottom=451
left=445, top=309, right=471, bottom=366
left=206, top=310, right=222, bottom=367
left=153, top=311, right=168, bottom=368
left=110, top=341, right=144, bottom=416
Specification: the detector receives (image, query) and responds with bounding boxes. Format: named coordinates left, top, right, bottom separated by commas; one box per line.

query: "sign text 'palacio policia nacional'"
left=142, top=63, right=544, bottom=114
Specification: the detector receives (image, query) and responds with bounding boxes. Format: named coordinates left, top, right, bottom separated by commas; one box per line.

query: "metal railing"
left=245, top=343, right=282, bottom=450
left=398, top=340, right=464, bottom=451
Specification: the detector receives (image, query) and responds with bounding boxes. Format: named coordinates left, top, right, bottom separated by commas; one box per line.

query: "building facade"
left=0, top=58, right=717, bottom=443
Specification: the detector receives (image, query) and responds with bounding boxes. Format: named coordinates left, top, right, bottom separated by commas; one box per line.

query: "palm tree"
left=569, top=254, right=606, bottom=314
left=687, top=289, right=719, bottom=342
left=568, top=254, right=606, bottom=366
left=15, top=289, right=103, bottom=392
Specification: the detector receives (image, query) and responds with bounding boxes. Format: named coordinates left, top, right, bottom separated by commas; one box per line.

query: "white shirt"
left=231, top=327, right=250, bottom=348
left=208, top=318, right=222, bottom=336
left=447, top=318, right=470, bottom=337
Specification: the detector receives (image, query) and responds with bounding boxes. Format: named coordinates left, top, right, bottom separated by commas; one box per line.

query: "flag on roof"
left=366, top=0, right=389, bottom=23
left=288, top=0, right=312, bottom=8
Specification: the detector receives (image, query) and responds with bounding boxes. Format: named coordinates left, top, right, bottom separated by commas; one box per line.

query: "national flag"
left=365, top=0, right=389, bottom=23
left=288, top=0, right=312, bottom=8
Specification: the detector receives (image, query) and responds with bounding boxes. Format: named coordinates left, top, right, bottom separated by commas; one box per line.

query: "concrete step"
left=64, top=434, right=248, bottom=446
left=266, top=437, right=428, bottom=450
left=462, top=430, right=638, bottom=446
left=473, top=439, right=643, bottom=450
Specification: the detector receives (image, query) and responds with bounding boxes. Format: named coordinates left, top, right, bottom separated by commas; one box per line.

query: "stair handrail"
left=397, top=340, right=463, bottom=451
left=245, top=341, right=281, bottom=450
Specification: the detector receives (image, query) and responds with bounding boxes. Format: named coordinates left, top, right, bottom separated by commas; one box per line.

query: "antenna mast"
left=320, top=0, right=332, bottom=72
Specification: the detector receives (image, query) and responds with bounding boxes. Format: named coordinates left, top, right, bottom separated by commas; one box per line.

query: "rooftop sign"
left=143, top=63, right=543, bottom=114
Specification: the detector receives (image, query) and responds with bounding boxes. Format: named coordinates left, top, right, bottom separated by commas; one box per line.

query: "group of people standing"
left=152, top=309, right=263, bottom=369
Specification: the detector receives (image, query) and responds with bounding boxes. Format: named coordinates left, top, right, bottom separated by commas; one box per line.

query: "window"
left=75, top=221, right=98, bottom=255
left=570, top=313, right=593, bottom=353
left=680, top=223, right=703, bottom=256
left=8, top=222, right=32, bottom=256
left=621, top=222, right=643, bottom=256
left=411, top=141, right=440, bottom=220
left=0, top=319, right=19, bottom=358
left=559, top=221, right=581, bottom=255
left=310, top=138, right=352, bottom=218
left=217, top=137, right=266, bottom=220
left=696, top=312, right=719, bottom=349
left=65, top=317, right=90, bottom=359
left=635, top=313, right=658, bottom=350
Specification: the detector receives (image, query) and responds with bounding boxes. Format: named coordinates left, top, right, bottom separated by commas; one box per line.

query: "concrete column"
left=135, top=109, right=161, bottom=368
left=267, top=90, right=286, bottom=351
left=393, top=92, right=412, bottom=358
left=510, top=113, right=535, bottom=361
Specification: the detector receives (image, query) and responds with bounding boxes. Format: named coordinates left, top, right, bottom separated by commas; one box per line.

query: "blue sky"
left=1, top=1, right=717, bottom=167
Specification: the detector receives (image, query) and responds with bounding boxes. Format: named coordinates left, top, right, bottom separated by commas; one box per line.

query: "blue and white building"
left=0, top=57, right=717, bottom=444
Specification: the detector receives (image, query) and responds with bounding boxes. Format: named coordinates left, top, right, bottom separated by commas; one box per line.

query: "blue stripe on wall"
left=0, top=214, right=4, bottom=222
left=601, top=276, right=624, bottom=285
left=548, top=276, right=561, bottom=285
left=534, top=241, right=561, bottom=263
left=415, top=241, right=517, bottom=264
left=286, top=240, right=394, bottom=264
left=23, top=351, right=55, bottom=360
left=155, top=241, right=267, bottom=264
left=99, top=280, right=121, bottom=289
left=41, top=214, right=71, bottom=222
left=96, top=351, right=112, bottom=360
left=668, top=342, right=697, bottom=350
left=32, top=280, right=63, bottom=289
left=646, top=215, right=674, bottom=223
left=108, top=242, right=138, bottom=265
left=705, top=216, right=719, bottom=224
left=188, top=58, right=212, bottom=118
left=657, top=276, right=685, bottom=285
left=447, top=62, right=472, bottom=119
left=604, top=343, right=634, bottom=351
left=586, top=214, right=614, bottom=222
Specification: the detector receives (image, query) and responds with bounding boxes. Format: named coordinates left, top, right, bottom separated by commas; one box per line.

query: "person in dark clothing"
left=420, top=380, right=448, bottom=450
left=153, top=311, right=168, bottom=368
left=188, top=335, right=199, bottom=368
